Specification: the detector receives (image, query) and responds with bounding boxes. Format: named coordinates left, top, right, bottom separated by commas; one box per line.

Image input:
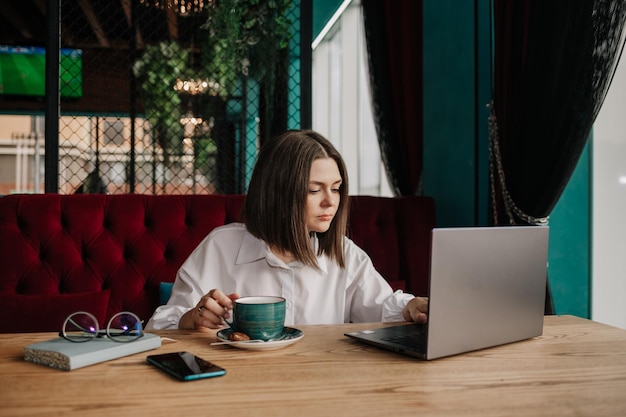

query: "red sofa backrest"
left=347, top=195, right=435, bottom=296
left=0, top=194, right=435, bottom=332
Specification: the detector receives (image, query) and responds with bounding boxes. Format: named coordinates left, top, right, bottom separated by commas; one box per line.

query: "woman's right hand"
left=179, top=289, right=239, bottom=330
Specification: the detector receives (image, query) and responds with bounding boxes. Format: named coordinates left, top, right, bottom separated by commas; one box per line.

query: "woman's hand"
left=179, top=289, right=239, bottom=330
left=402, top=296, right=429, bottom=323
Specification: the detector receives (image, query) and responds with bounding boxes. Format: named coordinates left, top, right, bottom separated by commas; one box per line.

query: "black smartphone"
left=146, top=351, right=226, bottom=381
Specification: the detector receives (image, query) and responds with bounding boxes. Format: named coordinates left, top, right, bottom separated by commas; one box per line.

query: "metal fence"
left=55, top=0, right=306, bottom=195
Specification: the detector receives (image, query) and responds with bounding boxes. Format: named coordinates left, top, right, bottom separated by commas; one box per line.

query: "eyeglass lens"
left=62, top=311, right=99, bottom=342
left=61, top=311, right=143, bottom=343
left=107, top=311, right=143, bottom=342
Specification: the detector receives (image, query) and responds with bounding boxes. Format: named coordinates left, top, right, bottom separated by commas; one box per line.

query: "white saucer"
left=215, top=327, right=304, bottom=351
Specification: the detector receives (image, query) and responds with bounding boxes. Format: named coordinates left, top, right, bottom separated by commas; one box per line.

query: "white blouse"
left=146, top=223, right=415, bottom=329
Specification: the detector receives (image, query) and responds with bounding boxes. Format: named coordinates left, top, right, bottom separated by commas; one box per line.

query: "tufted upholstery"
left=0, top=193, right=435, bottom=332
left=347, top=195, right=435, bottom=296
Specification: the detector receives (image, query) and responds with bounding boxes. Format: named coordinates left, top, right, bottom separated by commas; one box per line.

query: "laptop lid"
left=345, top=226, right=549, bottom=360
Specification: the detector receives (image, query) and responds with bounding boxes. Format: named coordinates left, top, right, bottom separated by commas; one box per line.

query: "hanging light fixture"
left=138, top=0, right=211, bottom=16
left=180, top=112, right=203, bottom=126
left=173, top=78, right=221, bottom=96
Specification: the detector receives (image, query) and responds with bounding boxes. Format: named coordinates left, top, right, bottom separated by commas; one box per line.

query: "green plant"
left=132, top=41, right=189, bottom=166
left=203, top=0, right=293, bottom=93
left=194, top=135, right=218, bottom=179
left=131, top=1, right=293, bottom=178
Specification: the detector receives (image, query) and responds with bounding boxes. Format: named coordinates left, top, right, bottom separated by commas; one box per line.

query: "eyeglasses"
left=59, top=311, right=144, bottom=343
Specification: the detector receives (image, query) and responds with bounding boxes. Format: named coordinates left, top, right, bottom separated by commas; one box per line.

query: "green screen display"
left=0, top=46, right=83, bottom=98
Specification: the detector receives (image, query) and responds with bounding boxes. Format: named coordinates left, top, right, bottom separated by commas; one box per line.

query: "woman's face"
left=305, top=157, right=342, bottom=234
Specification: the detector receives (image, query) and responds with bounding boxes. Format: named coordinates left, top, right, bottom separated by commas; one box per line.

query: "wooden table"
left=1, top=315, right=625, bottom=417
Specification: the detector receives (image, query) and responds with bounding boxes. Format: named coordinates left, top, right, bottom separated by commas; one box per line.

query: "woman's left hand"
left=402, top=296, right=429, bottom=323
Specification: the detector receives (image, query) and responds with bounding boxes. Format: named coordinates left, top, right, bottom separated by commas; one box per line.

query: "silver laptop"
left=345, top=226, right=549, bottom=360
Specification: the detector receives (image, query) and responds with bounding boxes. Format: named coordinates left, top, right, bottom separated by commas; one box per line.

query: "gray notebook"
left=345, top=226, right=549, bottom=360
left=24, top=332, right=162, bottom=370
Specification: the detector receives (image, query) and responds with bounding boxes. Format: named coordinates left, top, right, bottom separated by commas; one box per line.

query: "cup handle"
left=224, top=308, right=234, bottom=328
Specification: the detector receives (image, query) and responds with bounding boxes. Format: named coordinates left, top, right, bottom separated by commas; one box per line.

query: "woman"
left=146, top=130, right=428, bottom=330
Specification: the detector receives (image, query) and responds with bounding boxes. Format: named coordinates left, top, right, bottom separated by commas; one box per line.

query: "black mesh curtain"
left=361, top=0, right=423, bottom=197
left=491, top=0, right=626, bottom=315
left=491, top=0, right=626, bottom=225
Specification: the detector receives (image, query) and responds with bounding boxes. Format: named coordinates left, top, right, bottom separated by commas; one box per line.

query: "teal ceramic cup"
left=230, top=296, right=286, bottom=341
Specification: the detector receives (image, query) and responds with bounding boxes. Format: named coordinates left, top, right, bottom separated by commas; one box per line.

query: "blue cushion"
left=159, top=282, right=174, bottom=305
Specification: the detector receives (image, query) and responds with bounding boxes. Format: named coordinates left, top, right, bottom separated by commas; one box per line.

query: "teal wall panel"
left=548, top=143, right=590, bottom=317
left=423, top=0, right=479, bottom=227
left=313, top=0, right=343, bottom=39
left=475, top=0, right=492, bottom=226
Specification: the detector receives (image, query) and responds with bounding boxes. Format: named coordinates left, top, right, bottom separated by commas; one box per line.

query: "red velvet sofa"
left=0, top=194, right=435, bottom=332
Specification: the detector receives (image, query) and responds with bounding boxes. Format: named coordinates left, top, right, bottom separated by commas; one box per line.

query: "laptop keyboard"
left=382, top=331, right=427, bottom=349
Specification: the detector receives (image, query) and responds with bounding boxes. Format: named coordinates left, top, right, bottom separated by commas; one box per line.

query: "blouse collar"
left=235, top=229, right=328, bottom=274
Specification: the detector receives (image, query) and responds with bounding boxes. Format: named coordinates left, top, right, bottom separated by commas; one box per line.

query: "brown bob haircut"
left=242, top=129, right=350, bottom=268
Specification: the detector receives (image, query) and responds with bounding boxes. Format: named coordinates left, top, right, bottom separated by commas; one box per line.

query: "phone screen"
left=147, top=351, right=226, bottom=381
